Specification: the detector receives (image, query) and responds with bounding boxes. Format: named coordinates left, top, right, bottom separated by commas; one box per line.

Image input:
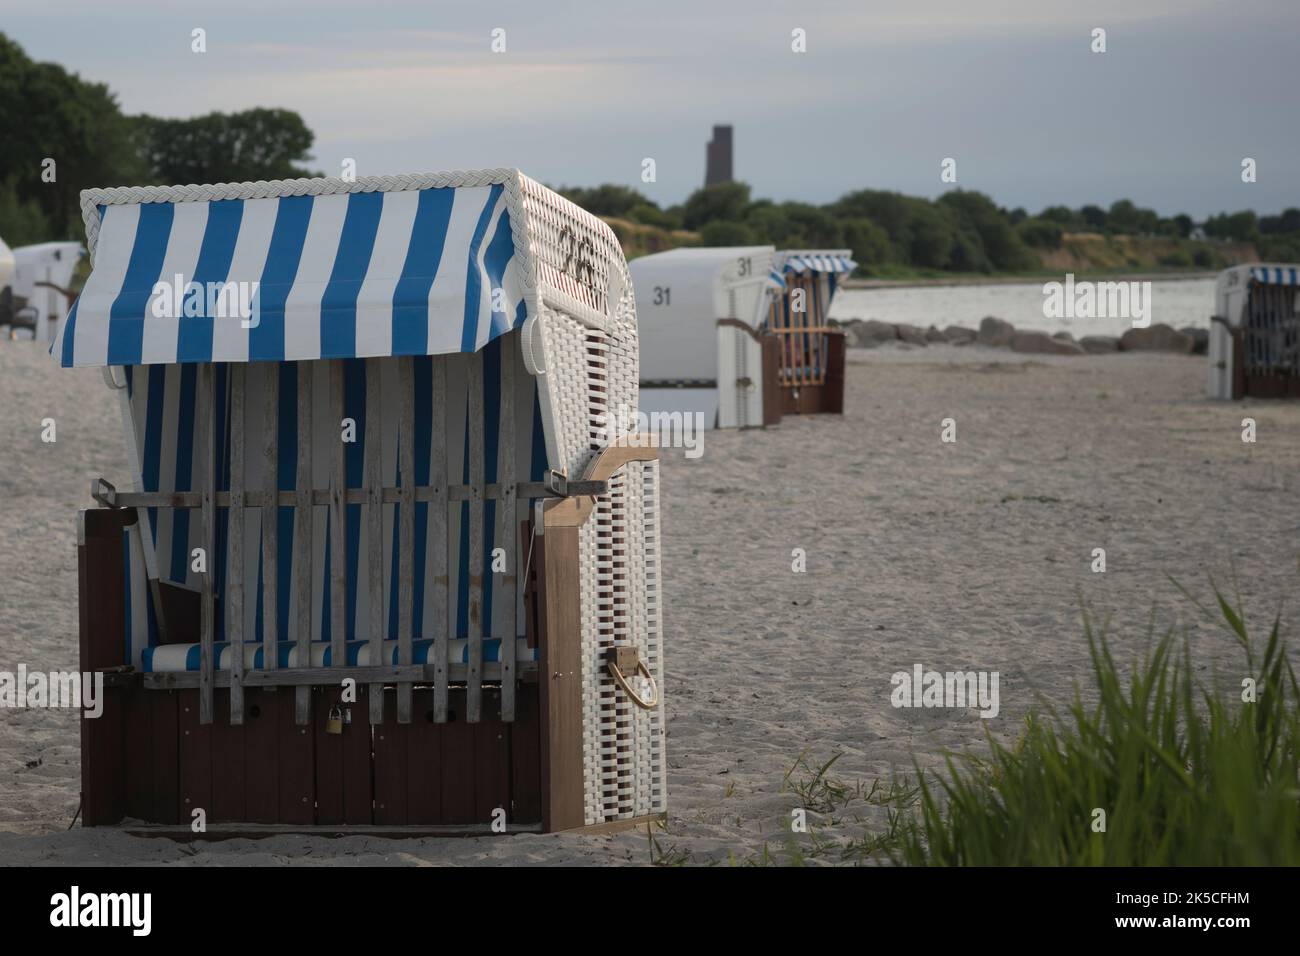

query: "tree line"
left=560, top=181, right=1300, bottom=275
left=0, top=32, right=317, bottom=246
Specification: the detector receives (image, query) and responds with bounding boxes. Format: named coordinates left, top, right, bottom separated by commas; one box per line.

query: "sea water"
left=830, top=277, right=1215, bottom=339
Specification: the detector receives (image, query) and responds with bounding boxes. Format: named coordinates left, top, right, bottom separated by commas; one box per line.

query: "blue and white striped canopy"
left=55, top=184, right=526, bottom=368
left=779, top=252, right=857, bottom=275
left=1249, top=265, right=1300, bottom=286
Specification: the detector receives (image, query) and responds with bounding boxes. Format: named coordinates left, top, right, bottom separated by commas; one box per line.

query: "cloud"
left=2, top=0, right=1298, bottom=213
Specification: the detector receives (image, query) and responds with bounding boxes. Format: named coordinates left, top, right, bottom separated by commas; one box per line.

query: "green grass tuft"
left=891, top=584, right=1300, bottom=865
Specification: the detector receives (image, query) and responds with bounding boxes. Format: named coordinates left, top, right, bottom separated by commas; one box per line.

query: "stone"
left=1079, top=335, right=1120, bottom=353
left=978, top=316, right=1015, bottom=347
left=855, top=319, right=898, bottom=345
left=894, top=323, right=929, bottom=346
left=1010, top=330, right=1085, bottom=355
left=925, top=326, right=948, bottom=343
left=1119, top=323, right=1195, bottom=353
left=1180, top=326, right=1209, bottom=355
left=1052, top=331, right=1075, bottom=341
left=943, top=325, right=978, bottom=344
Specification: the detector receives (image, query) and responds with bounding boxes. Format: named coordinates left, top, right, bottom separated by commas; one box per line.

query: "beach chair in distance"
left=629, top=246, right=786, bottom=429
left=1207, top=263, right=1300, bottom=400
left=765, top=250, right=856, bottom=416
left=55, top=169, right=667, bottom=835
left=11, top=241, right=85, bottom=343
left=0, top=286, right=38, bottom=340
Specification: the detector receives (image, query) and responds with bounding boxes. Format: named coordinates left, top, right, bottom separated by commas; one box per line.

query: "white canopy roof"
left=13, top=241, right=84, bottom=293
left=630, top=246, right=778, bottom=381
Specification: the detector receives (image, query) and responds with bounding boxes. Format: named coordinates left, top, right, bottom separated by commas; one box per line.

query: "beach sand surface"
left=1, top=341, right=1297, bottom=865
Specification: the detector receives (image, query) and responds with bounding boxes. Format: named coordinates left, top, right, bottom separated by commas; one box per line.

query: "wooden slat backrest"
left=228, top=365, right=246, bottom=725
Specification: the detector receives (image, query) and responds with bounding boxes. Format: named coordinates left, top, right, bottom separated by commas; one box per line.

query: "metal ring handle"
left=607, top=659, right=659, bottom=710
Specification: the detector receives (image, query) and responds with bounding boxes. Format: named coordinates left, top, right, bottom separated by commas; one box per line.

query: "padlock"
left=326, top=705, right=344, bottom=735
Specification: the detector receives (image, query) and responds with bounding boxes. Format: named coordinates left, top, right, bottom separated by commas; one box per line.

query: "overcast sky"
left=4, top=0, right=1297, bottom=217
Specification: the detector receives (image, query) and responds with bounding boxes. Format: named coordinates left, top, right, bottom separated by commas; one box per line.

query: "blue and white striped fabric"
left=1249, top=265, right=1300, bottom=286
left=767, top=270, right=787, bottom=290
left=116, top=338, right=549, bottom=671
left=781, top=253, right=856, bottom=275
left=55, top=185, right=526, bottom=368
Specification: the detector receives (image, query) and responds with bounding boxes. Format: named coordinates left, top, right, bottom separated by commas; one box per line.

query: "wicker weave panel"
left=533, top=226, right=662, bottom=824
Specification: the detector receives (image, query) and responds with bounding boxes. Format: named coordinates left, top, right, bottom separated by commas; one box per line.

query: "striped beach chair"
left=764, top=250, right=856, bottom=415
left=1207, top=263, right=1300, bottom=400
left=57, top=169, right=667, bottom=834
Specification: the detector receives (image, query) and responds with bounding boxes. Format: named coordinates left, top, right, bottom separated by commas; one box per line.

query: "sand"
left=1, top=340, right=1297, bottom=865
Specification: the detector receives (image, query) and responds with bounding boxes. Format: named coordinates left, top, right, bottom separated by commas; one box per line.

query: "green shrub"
left=699, top=219, right=757, bottom=246
left=626, top=202, right=680, bottom=230
left=0, top=176, right=53, bottom=246
left=1018, top=217, right=1064, bottom=250
left=1259, top=234, right=1300, bottom=263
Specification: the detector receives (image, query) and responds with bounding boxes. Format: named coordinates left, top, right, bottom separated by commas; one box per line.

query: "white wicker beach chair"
left=630, top=246, right=783, bottom=429
left=55, top=169, right=666, bottom=833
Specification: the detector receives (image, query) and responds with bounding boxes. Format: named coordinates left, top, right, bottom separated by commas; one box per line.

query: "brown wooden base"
left=777, top=331, right=846, bottom=416
left=779, top=381, right=844, bottom=416
left=1242, top=373, right=1300, bottom=398
left=83, top=682, right=543, bottom=830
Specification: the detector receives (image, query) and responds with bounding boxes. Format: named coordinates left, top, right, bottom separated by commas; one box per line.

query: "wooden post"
left=497, top=346, right=518, bottom=722
left=811, top=274, right=825, bottom=385
left=466, top=352, right=485, bottom=723
left=823, top=332, right=846, bottom=415
left=430, top=358, right=450, bottom=722
left=1232, top=327, right=1246, bottom=400
left=228, top=365, right=246, bottom=725
left=329, top=361, right=347, bottom=672
left=790, top=274, right=800, bottom=387
left=396, top=357, right=415, bottom=724
left=365, top=358, right=385, bottom=725
left=538, top=507, right=585, bottom=831
left=198, top=363, right=216, bottom=725
left=761, top=334, right=783, bottom=427
left=293, top=364, right=313, bottom=724
left=79, top=508, right=133, bottom=825
left=261, top=364, right=279, bottom=684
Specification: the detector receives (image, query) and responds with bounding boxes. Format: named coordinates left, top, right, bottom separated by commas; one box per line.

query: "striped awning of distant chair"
left=777, top=251, right=857, bottom=275
left=54, top=181, right=527, bottom=367
left=767, top=270, right=787, bottom=289
left=1249, top=265, right=1300, bottom=286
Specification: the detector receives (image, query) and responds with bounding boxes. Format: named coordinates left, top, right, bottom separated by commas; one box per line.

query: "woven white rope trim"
left=82, top=168, right=510, bottom=257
